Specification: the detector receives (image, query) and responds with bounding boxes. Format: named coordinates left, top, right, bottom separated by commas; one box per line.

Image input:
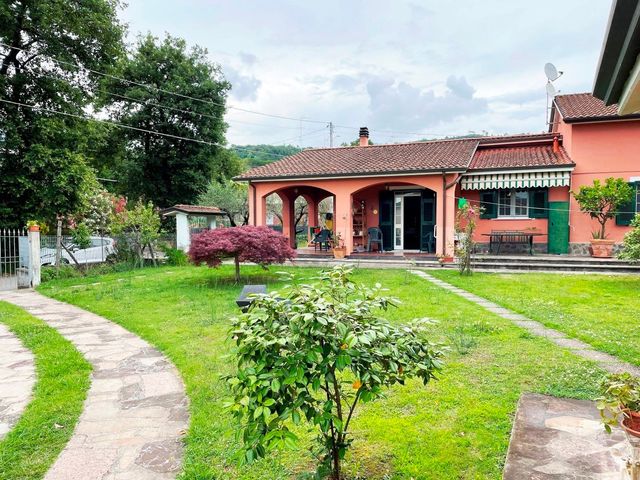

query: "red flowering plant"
left=189, top=226, right=296, bottom=283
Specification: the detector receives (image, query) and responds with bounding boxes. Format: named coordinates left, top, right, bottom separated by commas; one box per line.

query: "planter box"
left=590, top=239, right=615, bottom=258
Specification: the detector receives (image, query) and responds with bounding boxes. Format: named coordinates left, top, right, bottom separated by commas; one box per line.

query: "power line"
left=0, top=41, right=329, bottom=126
left=0, top=98, right=220, bottom=146
left=447, top=192, right=637, bottom=216
left=0, top=42, right=478, bottom=139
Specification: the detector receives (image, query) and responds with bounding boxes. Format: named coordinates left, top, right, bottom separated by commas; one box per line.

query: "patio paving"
left=0, top=290, right=189, bottom=480
left=0, top=322, right=35, bottom=440
left=503, top=393, right=630, bottom=479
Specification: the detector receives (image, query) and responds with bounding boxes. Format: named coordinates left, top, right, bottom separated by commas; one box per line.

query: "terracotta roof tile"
left=469, top=144, right=574, bottom=171
left=236, top=133, right=576, bottom=181
left=235, top=139, right=478, bottom=180
left=554, top=92, right=640, bottom=121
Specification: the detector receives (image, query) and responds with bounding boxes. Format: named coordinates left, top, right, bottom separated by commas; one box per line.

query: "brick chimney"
left=359, top=127, right=369, bottom=147
left=552, top=135, right=559, bottom=153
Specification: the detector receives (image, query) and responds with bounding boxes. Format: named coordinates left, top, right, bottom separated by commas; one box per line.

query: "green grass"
left=38, top=266, right=606, bottom=479
left=429, top=270, right=640, bottom=367
left=0, top=302, right=91, bottom=480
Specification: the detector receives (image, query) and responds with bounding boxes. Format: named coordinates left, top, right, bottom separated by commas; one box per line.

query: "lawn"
left=429, top=270, right=640, bottom=367
left=0, top=302, right=91, bottom=480
left=39, top=265, right=606, bottom=480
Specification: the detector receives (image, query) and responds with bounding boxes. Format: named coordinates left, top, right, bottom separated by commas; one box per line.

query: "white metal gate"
left=0, top=229, right=30, bottom=291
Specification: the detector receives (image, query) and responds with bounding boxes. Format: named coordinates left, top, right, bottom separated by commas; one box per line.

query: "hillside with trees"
left=231, top=144, right=301, bottom=168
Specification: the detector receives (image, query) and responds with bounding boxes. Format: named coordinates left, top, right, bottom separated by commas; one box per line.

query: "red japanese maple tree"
left=189, top=226, right=296, bottom=282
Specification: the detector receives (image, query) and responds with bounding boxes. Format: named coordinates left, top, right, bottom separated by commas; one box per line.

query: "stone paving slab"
left=0, top=290, right=189, bottom=480
left=410, top=270, right=640, bottom=377
left=0, top=321, right=36, bottom=439
left=503, top=393, right=629, bottom=479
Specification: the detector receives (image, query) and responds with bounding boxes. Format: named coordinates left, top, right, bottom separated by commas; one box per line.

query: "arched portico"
left=251, top=184, right=335, bottom=248
left=248, top=174, right=456, bottom=255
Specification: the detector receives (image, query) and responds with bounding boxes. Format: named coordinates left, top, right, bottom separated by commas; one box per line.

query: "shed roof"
left=161, top=204, right=223, bottom=216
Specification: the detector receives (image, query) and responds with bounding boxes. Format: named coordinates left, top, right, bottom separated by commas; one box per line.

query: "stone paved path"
left=0, top=290, right=189, bottom=480
left=410, top=270, right=640, bottom=377
left=503, top=393, right=629, bottom=479
left=0, top=322, right=35, bottom=439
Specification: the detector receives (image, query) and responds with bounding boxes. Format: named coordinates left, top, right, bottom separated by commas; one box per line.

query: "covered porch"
left=248, top=174, right=458, bottom=257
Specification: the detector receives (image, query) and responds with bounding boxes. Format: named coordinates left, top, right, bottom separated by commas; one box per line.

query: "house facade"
left=237, top=94, right=640, bottom=257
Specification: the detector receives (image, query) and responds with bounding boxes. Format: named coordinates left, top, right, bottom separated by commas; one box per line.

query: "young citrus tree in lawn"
left=189, top=226, right=295, bottom=283
left=225, top=266, right=443, bottom=479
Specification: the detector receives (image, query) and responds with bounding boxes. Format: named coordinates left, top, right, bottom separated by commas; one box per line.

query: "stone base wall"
left=568, top=243, right=624, bottom=256
left=474, top=242, right=548, bottom=255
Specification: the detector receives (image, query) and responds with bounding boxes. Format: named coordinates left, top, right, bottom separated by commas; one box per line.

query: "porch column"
left=306, top=195, right=319, bottom=242
left=248, top=183, right=256, bottom=225
left=334, top=192, right=353, bottom=255
left=438, top=178, right=457, bottom=256
left=279, top=193, right=296, bottom=248
left=255, top=193, right=267, bottom=227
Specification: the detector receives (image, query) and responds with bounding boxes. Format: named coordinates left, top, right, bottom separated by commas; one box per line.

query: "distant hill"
left=232, top=144, right=302, bottom=168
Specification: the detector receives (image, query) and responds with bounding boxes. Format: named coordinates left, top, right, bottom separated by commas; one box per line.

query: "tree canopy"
left=0, top=0, right=125, bottom=226
left=99, top=34, right=237, bottom=208
left=189, top=226, right=295, bottom=282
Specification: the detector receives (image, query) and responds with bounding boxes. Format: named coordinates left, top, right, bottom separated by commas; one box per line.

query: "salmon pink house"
left=237, top=93, right=640, bottom=257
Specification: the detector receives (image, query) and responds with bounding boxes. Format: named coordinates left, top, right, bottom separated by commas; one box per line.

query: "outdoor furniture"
left=367, top=227, right=384, bottom=252
left=236, top=284, right=267, bottom=312
left=312, top=229, right=333, bottom=251
left=423, top=231, right=435, bottom=253
left=482, top=230, right=545, bottom=255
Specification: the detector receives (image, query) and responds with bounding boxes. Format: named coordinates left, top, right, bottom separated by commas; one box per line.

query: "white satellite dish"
left=544, top=62, right=562, bottom=82
left=546, top=82, right=557, bottom=97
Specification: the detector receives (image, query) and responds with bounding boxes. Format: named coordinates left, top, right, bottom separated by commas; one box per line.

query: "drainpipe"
left=442, top=172, right=463, bottom=254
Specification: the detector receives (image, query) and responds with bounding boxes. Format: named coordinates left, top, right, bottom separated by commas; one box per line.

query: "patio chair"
left=423, top=231, right=435, bottom=253
left=312, top=229, right=333, bottom=251
left=367, top=227, right=384, bottom=252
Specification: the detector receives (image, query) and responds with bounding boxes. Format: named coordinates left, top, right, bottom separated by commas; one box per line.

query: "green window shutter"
left=479, top=191, right=497, bottom=219
left=528, top=189, right=548, bottom=218
left=616, top=183, right=637, bottom=226
left=379, top=190, right=394, bottom=250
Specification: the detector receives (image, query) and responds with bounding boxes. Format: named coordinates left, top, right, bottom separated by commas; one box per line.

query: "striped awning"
left=460, top=169, right=572, bottom=190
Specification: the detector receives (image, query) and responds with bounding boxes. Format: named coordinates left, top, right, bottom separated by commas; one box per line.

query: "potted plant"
left=597, top=372, right=640, bottom=439
left=332, top=232, right=346, bottom=259
left=26, top=220, right=41, bottom=232
left=572, top=178, right=634, bottom=258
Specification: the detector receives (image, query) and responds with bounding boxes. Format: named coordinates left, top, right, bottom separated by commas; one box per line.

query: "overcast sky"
left=119, top=0, right=612, bottom=147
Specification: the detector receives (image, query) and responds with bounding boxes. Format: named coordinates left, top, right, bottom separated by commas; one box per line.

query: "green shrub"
left=162, top=247, right=189, bottom=266
left=619, top=214, right=640, bottom=262
left=41, top=265, right=81, bottom=282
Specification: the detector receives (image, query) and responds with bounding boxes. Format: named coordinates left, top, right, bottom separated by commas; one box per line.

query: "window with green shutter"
left=616, top=182, right=638, bottom=226
left=479, top=191, right=498, bottom=219
left=528, top=189, right=548, bottom=218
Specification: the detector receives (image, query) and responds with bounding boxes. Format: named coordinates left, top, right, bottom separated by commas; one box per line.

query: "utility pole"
left=328, top=121, right=334, bottom=147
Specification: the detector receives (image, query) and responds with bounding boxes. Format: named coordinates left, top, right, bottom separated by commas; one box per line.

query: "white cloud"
left=118, top=0, right=612, bottom=145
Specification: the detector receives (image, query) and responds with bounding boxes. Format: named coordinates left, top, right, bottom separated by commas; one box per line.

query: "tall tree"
left=100, top=34, right=233, bottom=208
left=0, top=0, right=124, bottom=227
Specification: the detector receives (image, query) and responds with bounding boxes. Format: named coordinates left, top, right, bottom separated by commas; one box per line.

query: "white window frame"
left=497, top=189, right=529, bottom=218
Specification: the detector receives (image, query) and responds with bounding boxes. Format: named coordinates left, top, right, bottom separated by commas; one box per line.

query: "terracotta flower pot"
left=590, top=239, right=615, bottom=258
left=439, top=256, right=454, bottom=263
left=622, top=410, right=640, bottom=438
left=333, top=247, right=346, bottom=259
left=28, top=225, right=40, bottom=232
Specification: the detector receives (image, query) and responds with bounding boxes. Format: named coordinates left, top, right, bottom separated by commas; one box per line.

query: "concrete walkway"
left=0, top=322, right=35, bottom=439
left=410, top=270, right=640, bottom=377
left=0, top=290, right=189, bottom=480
